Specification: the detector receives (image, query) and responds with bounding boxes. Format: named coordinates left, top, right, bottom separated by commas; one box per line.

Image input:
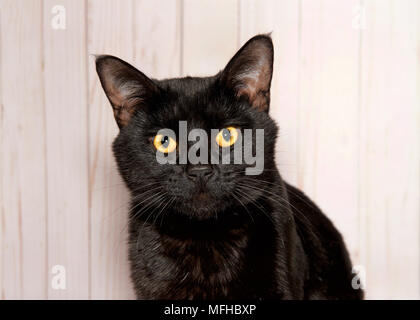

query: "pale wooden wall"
left=0, top=0, right=419, bottom=299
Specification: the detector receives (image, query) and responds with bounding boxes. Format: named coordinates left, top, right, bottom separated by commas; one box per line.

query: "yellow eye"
left=153, top=134, right=177, bottom=153
left=215, top=127, right=239, bottom=147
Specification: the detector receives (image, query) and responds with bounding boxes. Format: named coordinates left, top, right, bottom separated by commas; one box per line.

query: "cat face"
left=96, top=35, right=278, bottom=219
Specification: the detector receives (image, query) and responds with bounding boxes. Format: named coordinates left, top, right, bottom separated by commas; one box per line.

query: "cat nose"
left=187, top=165, right=213, bottom=180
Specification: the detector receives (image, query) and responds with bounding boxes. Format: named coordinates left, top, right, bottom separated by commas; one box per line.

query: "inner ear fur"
left=95, top=55, right=158, bottom=128
left=220, top=34, right=274, bottom=112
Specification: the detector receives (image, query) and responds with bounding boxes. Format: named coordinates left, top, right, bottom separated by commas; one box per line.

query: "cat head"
left=95, top=35, right=278, bottom=219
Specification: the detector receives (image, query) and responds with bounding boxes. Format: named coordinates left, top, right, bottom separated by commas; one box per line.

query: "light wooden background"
left=0, top=0, right=419, bottom=300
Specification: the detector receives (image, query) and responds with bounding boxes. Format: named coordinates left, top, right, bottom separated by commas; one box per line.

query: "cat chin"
left=173, top=198, right=228, bottom=220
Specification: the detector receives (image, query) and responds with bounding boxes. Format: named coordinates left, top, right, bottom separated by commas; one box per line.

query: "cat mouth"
left=189, top=191, right=214, bottom=207
left=172, top=190, right=224, bottom=219
left=196, top=192, right=211, bottom=201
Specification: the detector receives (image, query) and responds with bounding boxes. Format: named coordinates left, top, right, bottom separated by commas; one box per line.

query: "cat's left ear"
left=95, top=55, right=158, bottom=128
left=220, top=34, right=274, bottom=112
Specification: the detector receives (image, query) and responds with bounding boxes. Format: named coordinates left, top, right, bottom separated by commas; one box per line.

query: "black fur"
left=95, top=35, right=363, bottom=300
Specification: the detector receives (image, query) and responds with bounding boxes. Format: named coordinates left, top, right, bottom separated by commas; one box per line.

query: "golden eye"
left=215, top=127, right=239, bottom=147
left=153, top=134, right=177, bottom=153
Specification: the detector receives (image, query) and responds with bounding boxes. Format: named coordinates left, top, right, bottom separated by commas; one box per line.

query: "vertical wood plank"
left=239, top=0, right=300, bottom=185
left=0, top=0, right=47, bottom=299
left=297, top=0, right=323, bottom=208
left=87, top=0, right=135, bottom=299
left=133, top=0, right=181, bottom=79
left=359, top=0, right=420, bottom=299
left=183, top=0, right=238, bottom=76
left=43, top=0, right=90, bottom=299
left=298, top=0, right=361, bottom=266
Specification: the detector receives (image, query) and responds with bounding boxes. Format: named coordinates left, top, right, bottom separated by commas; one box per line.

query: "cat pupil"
left=161, top=136, right=169, bottom=147
left=222, top=129, right=231, bottom=141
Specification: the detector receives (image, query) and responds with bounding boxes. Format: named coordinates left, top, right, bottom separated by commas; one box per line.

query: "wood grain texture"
left=0, top=0, right=419, bottom=300
left=0, top=0, right=47, bottom=299
left=298, top=0, right=361, bottom=267
left=87, top=0, right=135, bottom=300
left=359, top=0, right=420, bottom=299
left=133, top=0, right=182, bottom=79
left=183, top=0, right=239, bottom=76
left=43, top=0, right=90, bottom=299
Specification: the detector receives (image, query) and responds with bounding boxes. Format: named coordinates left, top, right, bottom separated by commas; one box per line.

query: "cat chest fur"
left=129, top=214, right=277, bottom=299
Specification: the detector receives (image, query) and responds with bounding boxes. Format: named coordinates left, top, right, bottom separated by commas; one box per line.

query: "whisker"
left=237, top=183, right=319, bottom=239
left=136, top=192, right=169, bottom=251
left=231, top=191, right=254, bottom=223
left=235, top=187, right=275, bottom=225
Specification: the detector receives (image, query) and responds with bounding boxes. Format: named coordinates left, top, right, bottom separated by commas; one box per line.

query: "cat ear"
left=220, top=34, right=274, bottom=112
left=95, top=55, right=158, bottom=128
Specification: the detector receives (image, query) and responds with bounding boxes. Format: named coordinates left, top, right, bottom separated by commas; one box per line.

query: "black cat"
left=95, top=34, right=363, bottom=300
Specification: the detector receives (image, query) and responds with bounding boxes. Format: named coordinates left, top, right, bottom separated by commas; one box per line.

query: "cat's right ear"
left=95, top=55, right=158, bottom=128
left=220, top=35, right=274, bottom=112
